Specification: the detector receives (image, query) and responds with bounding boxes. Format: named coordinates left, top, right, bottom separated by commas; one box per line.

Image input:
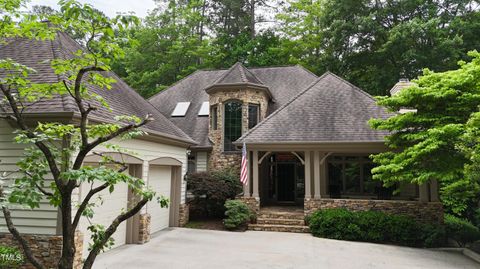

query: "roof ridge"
left=211, top=62, right=240, bottom=85
left=237, top=73, right=329, bottom=141
left=148, top=69, right=204, bottom=101
left=237, top=63, right=248, bottom=83
left=323, top=71, right=377, bottom=101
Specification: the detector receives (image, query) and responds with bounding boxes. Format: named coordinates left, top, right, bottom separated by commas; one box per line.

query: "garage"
left=147, top=165, right=172, bottom=233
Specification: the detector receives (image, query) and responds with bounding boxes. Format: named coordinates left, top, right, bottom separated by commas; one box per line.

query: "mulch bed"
left=185, top=218, right=226, bottom=231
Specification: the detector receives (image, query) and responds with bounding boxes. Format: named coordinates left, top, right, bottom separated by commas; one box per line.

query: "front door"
left=277, top=163, right=296, bottom=202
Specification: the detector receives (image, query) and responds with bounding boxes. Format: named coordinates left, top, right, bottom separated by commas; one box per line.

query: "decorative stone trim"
left=304, top=198, right=444, bottom=224
left=179, top=203, right=190, bottom=227
left=138, top=213, right=151, bottom=244
left=238, top=197, right=260, bottom=215
left=0, top=230, right=84, bottom=269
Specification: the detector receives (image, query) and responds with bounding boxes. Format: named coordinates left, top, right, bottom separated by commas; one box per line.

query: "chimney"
left=390, top=78, right=414, bottom=96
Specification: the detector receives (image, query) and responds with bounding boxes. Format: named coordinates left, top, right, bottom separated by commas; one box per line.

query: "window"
left=327, top=156, right=380, bottom=196
left=187, top=153, right=196, bottom=174
left=248, top=104, right=259, bottom=129
left=198, top=101, right=209, bottom=116
left=210, top=105, right=218, bottom=130
left=171, top=102, right=191, bottom=117
left=224, top=100, right=242, bottom=151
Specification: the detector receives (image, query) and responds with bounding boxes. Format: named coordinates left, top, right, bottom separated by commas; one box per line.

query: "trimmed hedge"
left=444, top=214, right=480, bottom=247
left=223, top=200, right=254, bottom=230
left=307, top=208, right=445, bottom=247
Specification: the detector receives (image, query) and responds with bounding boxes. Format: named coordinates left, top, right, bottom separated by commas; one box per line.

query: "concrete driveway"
left=93, top=228, right=479, bottom=269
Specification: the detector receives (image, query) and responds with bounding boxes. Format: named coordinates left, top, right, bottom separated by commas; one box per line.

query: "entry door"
left=277, top=163, right=296, bottom=202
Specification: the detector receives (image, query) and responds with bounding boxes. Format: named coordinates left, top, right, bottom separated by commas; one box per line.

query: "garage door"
left=148, top=166, right=172, bottom=233
left=80, top=175, right=129, bottom=257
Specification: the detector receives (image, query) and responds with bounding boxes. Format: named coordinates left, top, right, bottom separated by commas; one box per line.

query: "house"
left=0, top=32, right=195, bottom=267
left=149, top=63, right=443, bottom=231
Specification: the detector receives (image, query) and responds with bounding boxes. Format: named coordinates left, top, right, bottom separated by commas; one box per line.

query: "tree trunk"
left=58, top=189, right=76, bottom=269
left=250, top=0, right=255, bottom=38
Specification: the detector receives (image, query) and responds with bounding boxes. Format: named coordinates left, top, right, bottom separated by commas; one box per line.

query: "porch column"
left=252, top=150, right=259, bottom=198
left=304, top=151, right=312, bottom=198
left=314, top=151, right=321, bottom=199
left=243, top=150, right=251, bottom=198
left=419, top=183, right=430, bottom=202
left=430, top=180, right=440, bottom=202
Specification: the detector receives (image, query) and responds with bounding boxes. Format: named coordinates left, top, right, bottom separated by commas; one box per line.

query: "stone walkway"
left=93, top=228, right=479, bottom=269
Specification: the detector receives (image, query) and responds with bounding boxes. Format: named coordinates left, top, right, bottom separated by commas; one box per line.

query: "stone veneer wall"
left=179, top=203, right=190, bottom=227
left=304, top=198, right=444, bottom=224
left=0, top=231, right=84, bottom=269
left=138, top=213, right=151, bottom=244
left=238, top=197, right=260, bottom=215
left=208, top=88, right=269, bottom=171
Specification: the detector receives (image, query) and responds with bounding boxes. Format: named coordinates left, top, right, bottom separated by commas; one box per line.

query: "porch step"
left=256, top=218, right=305, bottom=226
left=248, top=224, right=310, bottom=233
left=257, top=212, right=305, bottom=221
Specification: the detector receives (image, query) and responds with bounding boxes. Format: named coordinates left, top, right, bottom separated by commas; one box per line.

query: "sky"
left=28, top=0, right=158, bottom=18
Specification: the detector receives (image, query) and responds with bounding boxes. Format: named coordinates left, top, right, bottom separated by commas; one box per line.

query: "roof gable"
left=237, top=72, right=391, bottom=144
left=0, top=32, right=195, bottom=144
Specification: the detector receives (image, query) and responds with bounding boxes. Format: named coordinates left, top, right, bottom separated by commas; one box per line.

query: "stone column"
left=430, top=180, right=440, bottom=202
left=304, top=151, right=312, bottom=198
left=419, top=183, right=430, bottom=202
left=252, top=150, right=259, bottom=198
left=314, top=151, right=321, bottom=199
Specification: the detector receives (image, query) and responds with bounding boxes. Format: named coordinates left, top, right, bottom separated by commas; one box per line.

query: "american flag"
left=240, top=142, right=248, bottom=185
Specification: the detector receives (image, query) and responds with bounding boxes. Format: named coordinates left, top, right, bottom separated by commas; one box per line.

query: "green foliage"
left=223, top=199, right=253, bottom=230
left=444, top=214, right=480, bottom=247
left=370, top=52, right=480, bottom=218
left=0, top=246, right=24, bottom=268
left=308, top=208, right=445, bottom=247
left=186, top=169, right=242, bottom=217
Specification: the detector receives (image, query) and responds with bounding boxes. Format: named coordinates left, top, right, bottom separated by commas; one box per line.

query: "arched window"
left=224, top=100, right=242, bottom=151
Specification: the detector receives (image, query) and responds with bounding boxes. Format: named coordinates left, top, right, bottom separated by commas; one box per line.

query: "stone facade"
left=0, top=231, right=84, bottom=269
left=208, top=88, right=269, bottom=171
left=304, top=198, right=444, bottom=224
left=179, top=203, right=190, bottom=227
left=238, top=197, right=260, bottom=215
left=138, top=213, right=151, bottom=244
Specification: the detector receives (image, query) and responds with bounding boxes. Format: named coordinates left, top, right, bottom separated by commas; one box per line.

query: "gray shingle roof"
left=237, top=72, right=391, bottom=144
left=212, top=62, right=264, bottom=85
left=149, top=65, right=319, bottom=148
left=0, top=32, right=194, bottom=144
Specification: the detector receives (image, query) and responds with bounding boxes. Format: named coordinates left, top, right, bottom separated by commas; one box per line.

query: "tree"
left=277, top=0, right=480, bottom=95
left=369, top=51, right=480, bottom=219
left=0, top=1, right=166, bottom=269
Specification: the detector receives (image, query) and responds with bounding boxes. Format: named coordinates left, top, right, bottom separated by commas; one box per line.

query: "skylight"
left=171, top=102, right=191, bottom=117
left=198, top=101, right=209, bottom=116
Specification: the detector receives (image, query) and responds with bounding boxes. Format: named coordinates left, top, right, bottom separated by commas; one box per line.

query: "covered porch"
left=240, top=143, right=443, bottom=224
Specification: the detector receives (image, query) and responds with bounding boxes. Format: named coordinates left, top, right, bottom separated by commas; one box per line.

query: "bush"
left=308, top=208, right=445, bottom=247
left=186, top=169, right=242, bottom=217
left=0, top=246, right=24, bottom=268
left=444, top=214, right=480, bottom=247
left=223, top=200, right=253, bottom=230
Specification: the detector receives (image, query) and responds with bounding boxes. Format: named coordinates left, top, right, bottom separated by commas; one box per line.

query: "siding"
left=196, top=151, right=208, bottom=172
left=0, top=119, right=58, bottom=235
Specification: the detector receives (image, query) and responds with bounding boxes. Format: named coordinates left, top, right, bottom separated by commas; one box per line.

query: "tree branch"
left=81, top=197, right=149, bottom=269
left=72, top=115, right=153, bottom=170
left=0, top=186, right=45, bottom=269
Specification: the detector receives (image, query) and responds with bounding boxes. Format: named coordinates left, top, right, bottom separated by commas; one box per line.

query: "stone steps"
left=256, top=218, right=305, bottom=226
left=248, top=224, right=310, bottom=233
left=257, top=212, right=305, bottom=220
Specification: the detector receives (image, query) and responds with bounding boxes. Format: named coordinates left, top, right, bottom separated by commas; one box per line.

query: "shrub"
left=308, top=208, right=445, bottom=247
left=0, top=246, right=24, bottom=268
left=444, top=214, right=480, bottom=247
left=223, top=200, right=253, bottom=230
left=186, top=169, right=242, bottom=217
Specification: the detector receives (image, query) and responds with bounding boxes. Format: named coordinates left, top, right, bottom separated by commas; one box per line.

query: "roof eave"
left=204, top=83, right=273, bottom=100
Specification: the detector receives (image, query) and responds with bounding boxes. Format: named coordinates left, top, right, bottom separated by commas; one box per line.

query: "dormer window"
left=224, top=100, right=242, bottom=152
left=171, top=102, right=191, bottom=117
